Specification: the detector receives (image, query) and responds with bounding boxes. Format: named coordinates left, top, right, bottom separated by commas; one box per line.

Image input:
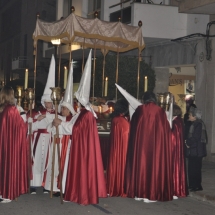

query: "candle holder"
left=157, top=92, right=171, bottom=111
left=50, top=87, right=62, bottom=104
left=22, top=88, right=35, bottom=111
left=15, top=86, right=24, bottom=107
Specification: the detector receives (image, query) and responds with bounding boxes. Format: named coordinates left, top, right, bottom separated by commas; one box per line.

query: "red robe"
left=64, top=109, right=107, bottom=205
left=125, top=103, right=173, bottom=201
left=0, top=104, right=28, bottom=200
left=106, top=115, right=129, bottom=197
left=172, top=116, right=188, bottom=197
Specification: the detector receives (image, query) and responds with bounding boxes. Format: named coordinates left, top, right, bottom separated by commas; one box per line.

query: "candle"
left=64, top=66, right=68, bottom=89
left=160, top=95, right=164, bottom=104
left=144, top=76, right=148, bottom=92
left=99, top=106, right=102, bottom=113
left=18, top=88, right=22, bottom=97
left=24, top=69, right=28, bottom=89
left=104, top=77, right=108, bottom=97
left=53, top=91, right=56, bottom=100
left=29, top=91, right=32, bottom=99
left=109, top=107, right=113, bottom=113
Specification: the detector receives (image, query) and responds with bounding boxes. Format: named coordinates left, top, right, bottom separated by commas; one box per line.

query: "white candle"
left=29, top=91, right=33, bottom=99
left=99, top=106, right=102, bottom=113
left=64, top=67, right=68, bottom=89
left=24, top=69, right=28, bottom=89
left=53, top=91, right=56, bottom=100
left=18, top=88, right=22, bottom=97
left=109, top=107, right=113, bottom=113
left=144, top=76, right=148, bottom=92
left=104, top=77, right=108, bottom=97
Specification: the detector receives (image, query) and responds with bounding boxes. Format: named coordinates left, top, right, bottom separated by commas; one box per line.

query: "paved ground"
left=189, top=160, right=215, bottom=205
left=1, top=160, right=215, bottom=215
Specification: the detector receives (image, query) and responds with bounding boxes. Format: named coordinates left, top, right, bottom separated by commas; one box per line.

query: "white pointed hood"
left=115, top=83, right=142, bottom=119
left=74, top=49, right=97, bottom=118
left=60, top=62, right=76, bottom=116
left=41, top=55, right=55, bottom=107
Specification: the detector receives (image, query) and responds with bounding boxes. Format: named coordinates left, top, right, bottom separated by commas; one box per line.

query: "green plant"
left=91, top=54, right=155, bottom=100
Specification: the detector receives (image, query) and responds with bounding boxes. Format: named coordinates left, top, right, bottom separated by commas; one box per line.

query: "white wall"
left=72, top=0, right=86, bottom=17
left=57, top=0, right=64, bottom=20
left=131, top=3, right=209, bottom=39
left=187, top=14, right=209, bottom=35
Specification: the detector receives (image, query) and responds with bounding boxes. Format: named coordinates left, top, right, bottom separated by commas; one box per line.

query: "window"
left=88, top=0, right=101, bottom=19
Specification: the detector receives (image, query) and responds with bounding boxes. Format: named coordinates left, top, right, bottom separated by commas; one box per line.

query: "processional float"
left=32, top=7, right=145, bottom=100
left=29, top=6, right=145, bottom=204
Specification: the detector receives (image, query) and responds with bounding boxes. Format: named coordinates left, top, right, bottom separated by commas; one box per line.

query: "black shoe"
left=190, top=187, right=203, bottom=192
left=53, top=192, right=60, bottom=197
left=43, top=188, right=49, bottom=194
left=30, top=188, right=37, bottom=194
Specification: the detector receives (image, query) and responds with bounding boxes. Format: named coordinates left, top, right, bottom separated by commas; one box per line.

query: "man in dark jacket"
left=185, top=107, right=207, bottom=192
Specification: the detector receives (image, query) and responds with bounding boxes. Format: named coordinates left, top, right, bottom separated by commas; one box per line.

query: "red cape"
left=0, top=105, right=28, bottom=199
left=172, top=116, right=188, bottom=197
left=64, top=109, right=107, bottom=205
left=125, top=103, right=173, bottom=201
left=106, top=116, right=129, bottom=197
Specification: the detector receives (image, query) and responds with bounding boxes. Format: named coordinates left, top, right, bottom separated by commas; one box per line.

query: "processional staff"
left=50, top=87, right=63, bottom=204
left=26, top=88, right=35, bottom=193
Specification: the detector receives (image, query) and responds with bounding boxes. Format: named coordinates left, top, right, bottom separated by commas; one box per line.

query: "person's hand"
left=28, top=117, right=33, bottom=123
left=37, top=115, right=46, bottom=121
left=185, top=140, right=190, bottom=148
left=52, top=118, right=62, bottom=127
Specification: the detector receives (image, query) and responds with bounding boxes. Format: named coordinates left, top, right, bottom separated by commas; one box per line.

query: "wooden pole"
left=115, top=50, right=119, bottom=101
left=92, top=46, right=96, bottom=102
left=137, top=50, right=141, bottom=99
left=50, top=135, right=56, bottom=198
left=33, top=43, right=38, bottom=97
left=50, top=101, right=63, bottom=204
left=28, top=100, right=33, bottom=193
left=58, top=45, right=62, bottom=87
left=69, top=44, right=72, bottom=64
left=102, top=51, right=106, bottom=97
left=82, top=39, right=85, bottom=73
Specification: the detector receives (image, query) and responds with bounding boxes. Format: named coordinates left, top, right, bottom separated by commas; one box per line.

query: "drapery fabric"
left=64, top=109, right=107, bottom=205
left=106, top=116, right=129, bottom=197
left=125, top=103, right=173, bottom=201
left=171, top=116, right=188, bottom=197
left=33, top=13, right=145, bottom=52
left=0, top=104, right=28, bottom=200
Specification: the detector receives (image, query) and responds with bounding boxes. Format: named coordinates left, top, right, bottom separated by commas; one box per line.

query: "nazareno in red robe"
left=0, top=104, right=28, bottom=200
left=106, top=115, right=129, bottom=197
left=124, top=102, right=173, bottom=201
left=171, top=116, right=188, bottom=197
left=64, top=109, right=107, bottom=205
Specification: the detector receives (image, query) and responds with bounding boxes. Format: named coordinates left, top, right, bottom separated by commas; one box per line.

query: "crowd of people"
left=0, top=50, right=207, bottom=204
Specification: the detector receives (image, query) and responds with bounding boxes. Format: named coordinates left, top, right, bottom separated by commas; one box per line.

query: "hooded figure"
left=41, top=55, right=55, bottom=108
left=29, top=55, right=56, bottom=194
left=124, top=91, right=173, bottom=202
left=53, top=49, right=107, bottom=205
left=74, top=50, right=97, bottom=118
left=60, top=62, right=76, bottom=116
left=106, top=98, right=130, bottom=197
left=115, top=84, right=141, bottom=119
left=44, top=62, right=76, bottom=194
